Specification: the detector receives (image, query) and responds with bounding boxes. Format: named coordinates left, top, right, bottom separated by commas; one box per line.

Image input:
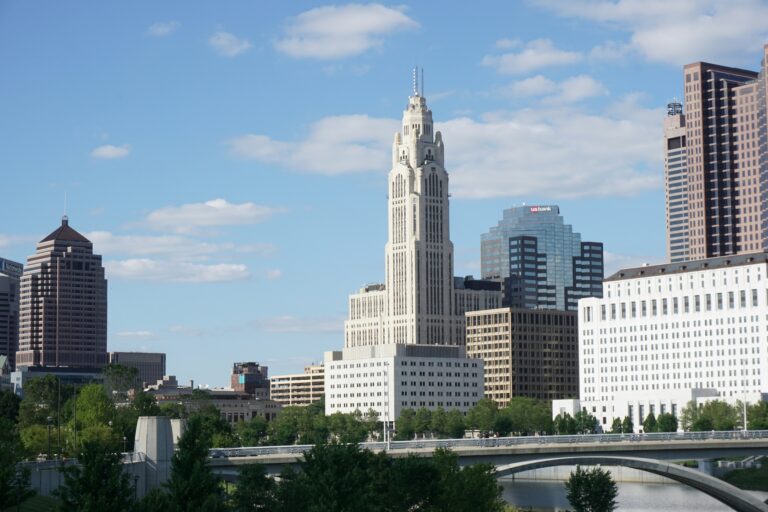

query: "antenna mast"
left=421, top=67, right=424, bottom=97
left=412, top=66, right=418, bottom=96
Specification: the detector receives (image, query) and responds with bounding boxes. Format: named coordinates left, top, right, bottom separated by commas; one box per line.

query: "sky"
left=3, top=1, right=768, bottom=387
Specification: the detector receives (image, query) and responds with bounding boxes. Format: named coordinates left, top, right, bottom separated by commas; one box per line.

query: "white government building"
left=555, top=254, right=768, bottom=432
left=327, top=74, right=498, bottom=419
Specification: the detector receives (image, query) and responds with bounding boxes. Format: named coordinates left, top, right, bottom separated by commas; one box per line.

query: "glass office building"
left=481, top=205, right=603, bottom=311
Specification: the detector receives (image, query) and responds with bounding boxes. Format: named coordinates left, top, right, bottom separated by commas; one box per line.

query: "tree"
left=276, top=442, right=389, bottom=512
left=609, top=418, right=622, bottom=434
left=231, top=464, right=277, bottom=512
left=103, top=364, right=139, bottom=402
left=466, top=398, right=498, bottom=434
left=0, top=418, right=34, bottom=509
left=642, top=412, right=657, bottom=433
left=621, top=416, right=633, bottom=434
left=0, top=389, right=21, bottom=423
left=430, top=407, right=448, bottom=437
left=165, top=414, right=226, bottom=511
left=681, top=400, right=738, bottom=431
left=18, top=375, right=71, bottom=428
left=55, top=439, right=134, bottom=512
left=430, top=448, right=505, bottom=512
left=505, top=397, right=553, bottom=435
left=414, top=407, right=432, bottom=437
left=565, top=465, right=618, bottom=512
left=656, top=413, right=678, bottom=433
left=554, top=413, right=577, bottom=435
left=444, top=410, right=466, bottom=439
left=574, top=410, right=598, bottom=434
left=236, top=416, right=268, bottom=447
left=748, top=401, right=768, bottom=430
left=395, top=408, right=416, bottom=440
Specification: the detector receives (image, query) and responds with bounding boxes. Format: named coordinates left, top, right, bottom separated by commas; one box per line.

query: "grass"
left=18, top=494, right=59, bottom=512
left=721, top=457, right=768, bottom=491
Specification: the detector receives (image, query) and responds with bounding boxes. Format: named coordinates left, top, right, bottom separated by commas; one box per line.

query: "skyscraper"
left=664, top=101, right=689, bottom=262
left=0, top=258, right=22, bottom=371
left=667, top=47, right=768, bottom=261
left=344, top=82, right=501, bottom=348
left=480, top=205, right=603, bottom=311
left=16, top=217, right=107, bottom=368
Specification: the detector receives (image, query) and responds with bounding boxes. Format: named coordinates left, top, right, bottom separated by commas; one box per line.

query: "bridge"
left=208, top=430, right=768, bottom=512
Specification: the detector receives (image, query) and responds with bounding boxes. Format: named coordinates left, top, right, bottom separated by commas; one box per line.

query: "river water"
left=500, top=479, right=768, bottom=511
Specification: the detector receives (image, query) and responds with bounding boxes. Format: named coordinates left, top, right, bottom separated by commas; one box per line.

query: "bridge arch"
left=495, top=456, right=768, bottom=512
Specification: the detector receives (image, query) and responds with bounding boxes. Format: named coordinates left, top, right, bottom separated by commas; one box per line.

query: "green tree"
left=132, top=391, right=161, bottom=416
left=159, top=402, right=187, bottom=419
left=621, top=416, right=633, bottom=434
left=466, top=398, right=498, bottom=434
left=505, top=397, right=553, bottom=435
left=395, top=408, right=416, bottom=440
left=103, top=364, right=140, bottom=402
left=165, top=415, right=226, bottom=511
left=386, top=455, right=441, bottom=510
left=430, top=407, right=448, bottom=437
left=748, top=401, right=768, bottom=430
left=609, top=418, right=623, bottom=434
left=656, top=413, right=678, bottom=432
left=236, top=416, right=268, bottom=447
left=565, top=465, right=618, bottom=512
left=682, top=400, right=738, bottom=431
left=0, top=389, right=21, bottom=423
left=231, top=464, right=277, bottom=512
left=444, top=409, right=466, bottom=439
left=18, top=375, right=71, bottom=428
left=74, top=384, right=114, bottom=428
left=276, top=442, right=389, bottom=512
left=574, top=410, right=598, bottom=434
left=430, top=448, right=505, bottom=512
left=0, top=418, right=35, bottom=509
left=642, top=412, right=657, bottom=433
left=55, top=439, right=134, bottom=512
left=554, top=413, right=577, bottom=435
left=414, top=407, right=432, bottom=436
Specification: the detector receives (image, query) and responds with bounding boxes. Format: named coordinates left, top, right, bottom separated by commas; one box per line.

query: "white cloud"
left=145, top=199, right=281, bottom=234
left=604, top=251, right=664, bottom=276
left=589, top=40, right=631, bottom=61
left=494, top=38, right=521, bottom=50
left=275, top=3, right=418, bottom=59
left=265, top=269, right=282, bottom=280
left=235, top=95, right=661, bottom=198
left=228, top=115, right=399, bottom=175
left=90, top=144, right=131, bottom=159
left=146, top=21, right=180, bottom=37
left=168, top=325, right=213, bottom=337
left=482, top=38, right=582, bottom=74
left=544, top=74, right=608, bottom=103
left=533, top=0, right=768, bottom=66
left=106, top=258, right=250, bottom=283
left=505, top=74, right=607, bottom=103
left=505, top=75, right=558, bottom=97
left=209, top=31, right=252, bottom=57
left=0, top=234, right=35, bottom=250
left=115, top=330, right=156, bottom=339
left=86, top=231, right=277, bottom=259
left=255, top=315, right=344, bottom=333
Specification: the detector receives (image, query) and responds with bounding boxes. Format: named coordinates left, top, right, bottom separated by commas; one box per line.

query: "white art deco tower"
left=345, top=78, right=501, bottom=348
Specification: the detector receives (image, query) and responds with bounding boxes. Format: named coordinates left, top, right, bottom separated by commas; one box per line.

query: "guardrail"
left=209, top=429, right=768, bottom=459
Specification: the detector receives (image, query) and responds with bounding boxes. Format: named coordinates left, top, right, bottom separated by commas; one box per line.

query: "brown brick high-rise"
left=16, top=217, right=107, bottom=368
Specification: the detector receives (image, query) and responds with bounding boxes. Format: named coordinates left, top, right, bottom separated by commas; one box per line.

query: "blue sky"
left=3, top=1, right=768, bottom=387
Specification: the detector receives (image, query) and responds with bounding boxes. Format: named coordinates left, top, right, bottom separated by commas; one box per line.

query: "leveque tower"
left=344, top=82, right=501, bottom=349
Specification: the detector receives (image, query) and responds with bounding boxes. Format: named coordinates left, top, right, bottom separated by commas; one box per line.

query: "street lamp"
left=46, top=416, right=53, bottom=460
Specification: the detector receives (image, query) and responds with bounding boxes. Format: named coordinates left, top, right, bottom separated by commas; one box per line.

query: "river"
left=500, top=479, right=768, bottom=511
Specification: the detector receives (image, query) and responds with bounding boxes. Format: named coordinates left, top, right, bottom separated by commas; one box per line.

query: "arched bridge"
left=496, top=456, right=768, bottom=512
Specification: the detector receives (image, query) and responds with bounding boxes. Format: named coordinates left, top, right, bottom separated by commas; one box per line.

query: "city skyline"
left=4, top=1, right=768, bottom=386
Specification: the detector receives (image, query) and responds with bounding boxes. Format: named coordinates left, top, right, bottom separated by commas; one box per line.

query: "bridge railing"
left=210, top=429, right=768, bottom=459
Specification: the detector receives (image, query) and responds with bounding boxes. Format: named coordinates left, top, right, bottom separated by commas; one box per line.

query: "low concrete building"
left=466, top=307, right=578, bottom=407
left=270, top=364, right=324, bottom=406
left=325, top=344, right=483, bottom=422
left=145, top=375, right=282, bottom=423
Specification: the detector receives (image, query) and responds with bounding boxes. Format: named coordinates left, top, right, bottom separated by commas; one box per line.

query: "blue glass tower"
left=481, top=205, right=603, bottom=311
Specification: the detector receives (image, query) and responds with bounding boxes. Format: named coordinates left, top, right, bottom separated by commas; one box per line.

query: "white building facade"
left=571, top=254, right=768, bottom=431
left=325, top=344, right=484, bottom=420
left=344, top=88, right=501, bottom=349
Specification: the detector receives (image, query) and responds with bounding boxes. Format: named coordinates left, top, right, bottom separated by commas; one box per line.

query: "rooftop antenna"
left=63, top=191, right=68, bottom=223
left=421, top=67, right=424, bottom=97
left=412, top=66, right=418, bottom=96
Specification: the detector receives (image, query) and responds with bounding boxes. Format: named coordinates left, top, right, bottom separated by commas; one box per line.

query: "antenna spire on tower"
left=412, top=66, right=418, bottom=96
left=421, top=67, right=424, bottom=97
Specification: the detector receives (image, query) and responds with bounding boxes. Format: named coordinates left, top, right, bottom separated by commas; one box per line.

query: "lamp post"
left=123, top=436, right=127, bottom=453
left=47, top=416, right=52, bottom=460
